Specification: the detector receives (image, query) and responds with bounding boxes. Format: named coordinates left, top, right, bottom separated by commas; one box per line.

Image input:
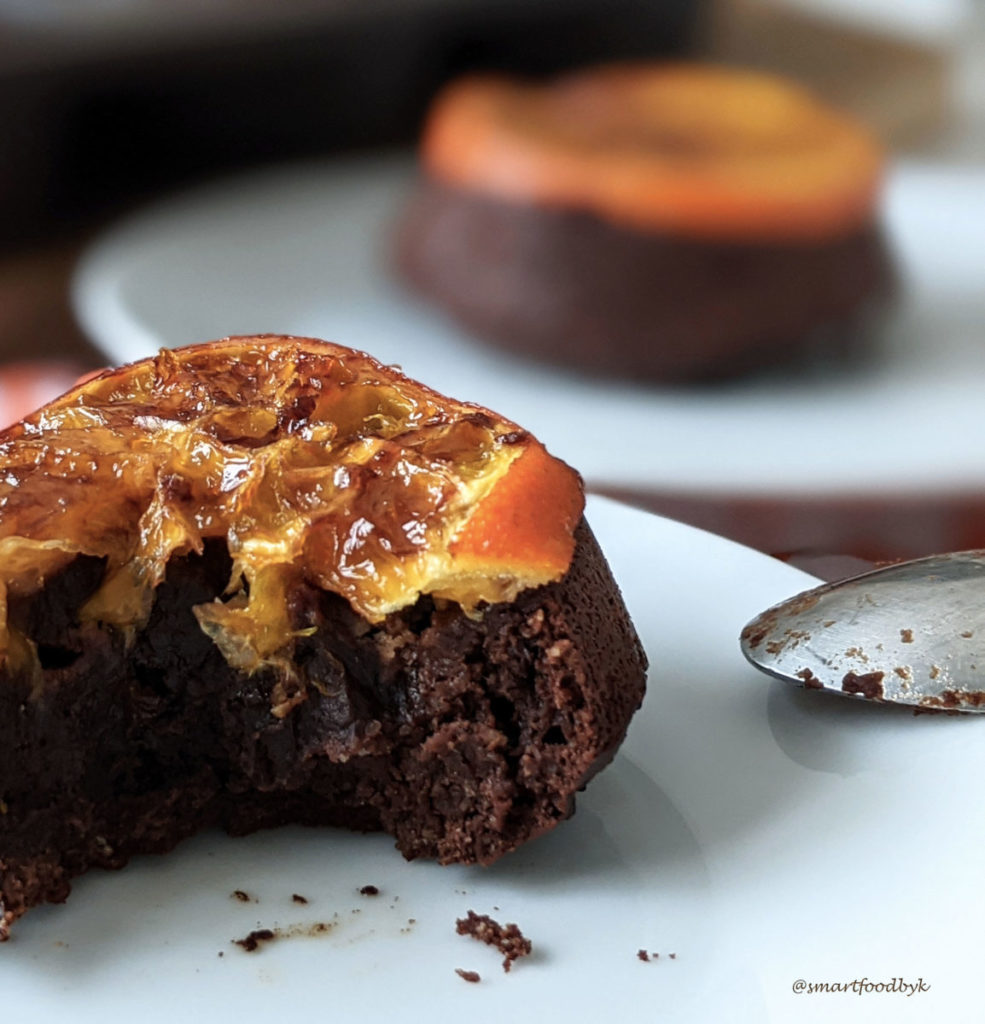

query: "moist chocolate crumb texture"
left=0, top=336, right=647, bottom=938
left=455, top=910, right=531, bottom=972
left=396, top=64, right=896, bottom=382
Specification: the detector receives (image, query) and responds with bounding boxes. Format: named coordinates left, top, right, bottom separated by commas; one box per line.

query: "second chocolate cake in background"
left=395, top=63, right=896, bottom=382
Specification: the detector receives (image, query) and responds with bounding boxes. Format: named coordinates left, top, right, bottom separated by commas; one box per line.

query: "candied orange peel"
left=0, top=336, right=583, bottom=673
left=422, top=63, right=885, bottom=242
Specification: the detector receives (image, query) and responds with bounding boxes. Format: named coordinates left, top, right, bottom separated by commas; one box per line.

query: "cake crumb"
left=232, top=921, right=335, bottom=952
left=637, top=949, right=650, bottom=962
left=231, top=889, right=252, bottom=903
left=455, top=968, right=481, bottom=983
left=233, top=928, right=275, bottom=952
left=455, top=910, right=532, bottom=972
left=669, top=952, right=677, bottom=959
left=359, top=885, right=380, bottom=896
left=291, top=894, right=308, bottom=905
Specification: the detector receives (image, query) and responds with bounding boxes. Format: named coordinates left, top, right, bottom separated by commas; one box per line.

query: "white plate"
left=73, top=154, right=985, bottom=495
left=3, top=496, right=983, bottom=1022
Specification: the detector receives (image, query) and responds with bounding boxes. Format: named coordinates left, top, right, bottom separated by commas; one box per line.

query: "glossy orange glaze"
left=449, top=442, right=584, bottom=576
left=423, top=64, right=885, bottom=243
left=0, top=337, right=583, bottom=671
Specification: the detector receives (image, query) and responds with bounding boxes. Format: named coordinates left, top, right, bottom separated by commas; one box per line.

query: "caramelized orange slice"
left=423, top=63, right=885, bottom=242
left=0, top=337, right=583, bottom=673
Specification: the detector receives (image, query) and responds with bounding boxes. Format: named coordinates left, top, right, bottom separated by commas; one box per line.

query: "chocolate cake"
left=0, top=336, right=646, bottom=938
left=396, top=64, right=896, bottom=382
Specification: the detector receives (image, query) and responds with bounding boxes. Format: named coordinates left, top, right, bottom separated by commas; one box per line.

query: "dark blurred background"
left=0, top=0, right=701, bottom=247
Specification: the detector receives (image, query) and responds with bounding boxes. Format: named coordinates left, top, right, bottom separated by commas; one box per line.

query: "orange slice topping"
left=0, top=337, right=583, bottom=673
left=422, top=63, right=885, bottom=242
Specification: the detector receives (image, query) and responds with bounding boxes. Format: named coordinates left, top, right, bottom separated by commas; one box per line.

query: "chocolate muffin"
left=396, top=63, right=896, bottom=382
left=0, top=336, right=646, bottom=938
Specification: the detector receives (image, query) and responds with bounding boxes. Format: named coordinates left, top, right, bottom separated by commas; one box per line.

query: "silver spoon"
left=740, top=550, right=985, bottom=712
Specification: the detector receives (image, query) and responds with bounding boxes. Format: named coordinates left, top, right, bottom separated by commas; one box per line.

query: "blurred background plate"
left=73, top=152, right=985, bottom=496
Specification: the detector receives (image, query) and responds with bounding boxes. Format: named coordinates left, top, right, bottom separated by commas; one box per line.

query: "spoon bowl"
left=740, top=550, right=985, bottom=712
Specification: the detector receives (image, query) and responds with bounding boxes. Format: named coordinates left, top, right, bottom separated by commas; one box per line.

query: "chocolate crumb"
left=455, top=968, right=481, bottom=983
left=669, top=952, right=677, bottom=959
left=218, top=951, right=224, bottom=958
left=938, top=688, right=985, bottom=708
left=359, top=885, right=380, bottom=896
left=841, top=670, right=885, bottom=700
left=796, top=668, right=824, bottom=690
left=291, top=894, right=308, bottom=905
left=637, top=949, right=650, bottom=962
left=742, top=625, right=768, bottom=650
left=231, top=889, right=252, bottom=903
left=232, top=921, right=335, bottom=951
left=233, top=928, right=275, bottom=952
left=455, top=910, right=532, bottom=972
